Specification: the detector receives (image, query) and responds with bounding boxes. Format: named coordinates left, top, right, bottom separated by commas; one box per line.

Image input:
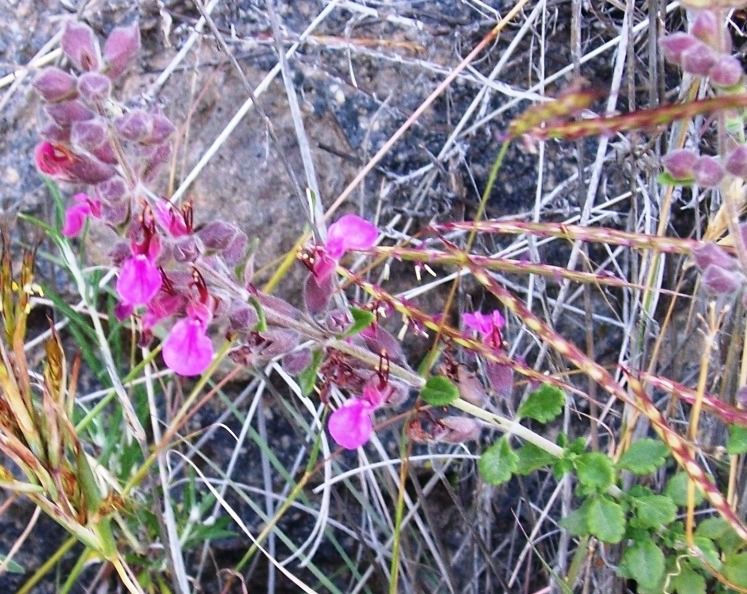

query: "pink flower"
left=310, top=215, right=378, bottom=282
left=463, top=309, right=505, bottom=350
left=325, top=214, right=378, bottom=259
left=116, top=253, right=162, bottom=306
left=154, top=200, right=190, bottom=237
left=328, top=383, right=386, bottom=450
left=35, top=141, right=75, bottom=178
left=62, top=193, right=101, bottom=237
left=162, top=305, right=213, bottom=376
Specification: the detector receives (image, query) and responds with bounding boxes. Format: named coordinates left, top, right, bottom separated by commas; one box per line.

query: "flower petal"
left=162, top=317, right=213, bottom=376
left=326, top=214, right=378, bottom=259
left=328, top=399, right=374, bottom=449
left=116, top=254, right=162, bottom=305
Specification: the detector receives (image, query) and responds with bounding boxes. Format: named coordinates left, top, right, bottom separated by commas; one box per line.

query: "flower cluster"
left=659, top=9, right=747, bottom=187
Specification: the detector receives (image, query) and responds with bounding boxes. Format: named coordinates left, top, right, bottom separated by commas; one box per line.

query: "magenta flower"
left=62, top=193, right=101, bottom=237
left=162, top=305, right=213, bottom=376
left=311, top=215, right=378, bottom=282
left=154, top=200, right=190, bottom=237
left=116, top=253, right=162, bottom=306
left=328, top=383, right=386, bottom=450
left=463, top=309, right=505, bottom=350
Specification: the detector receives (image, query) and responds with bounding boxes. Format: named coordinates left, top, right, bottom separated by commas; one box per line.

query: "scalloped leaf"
left=421, top=375, right=459, bottom=406
left=516, top=384, right=564, bottom=423
left=617, top=438, right=669, bottom=474
left=586, top=496, right=625, bottom=543
left=478, top=436, right=518, bottom=485
left=575, top=452, right=616, bottom=491
left=620, top=540, right=665, bottom=591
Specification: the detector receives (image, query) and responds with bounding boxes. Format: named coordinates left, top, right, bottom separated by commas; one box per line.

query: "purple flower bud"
left=40, top=121, right=70, bottom=143
left=145, top=114, right=176, bottom=145
left=33, top=67, right=78, bottom=102
left=228, top=302, right=258, bottom=334
left=692, top=243, right=737, bottom=272
left=45, top=100, right=95, bottom=127
left=304, top=273, right=333, bottom=314
left=71, top=118, right=108, bottom=150
left=660, top=33, right=699, bottom=65
left=360, top=324, right=409, bottom=368
left=681, top=41, right=718, bottom=77
left=725, top=145, right=747, bottom=178
left=115, top=110, right=152, bottom=142
left=282, top=349, right=313, bottom=375
left=77, top=72, right=111, bottom=102
left=662, top=149, right=697, bottom=180
left=100, top=199, right=129, bottom=225
left=141, top=143, right=171, bottom=183
left=61, top=21, right=101, bottom=72
left=690, top=10, right=728, bottom=52
left=95, top=177, right=127, bottom=203
left=693, top=155, right=725, bottom=187
left=702, top=264, right=743, bottom=296
left=709, top=55, right=744, bottom=87
left=66, top=151, right=116, bottom=184
left=103, top=22, right=141, bottom=79
left=198, top=221, right=240, bottom=250
left=172, top=235, right=203, bottom=262
left=256, top=329, right=299, bottom=358
left=222, top=231, right=248, bottom=265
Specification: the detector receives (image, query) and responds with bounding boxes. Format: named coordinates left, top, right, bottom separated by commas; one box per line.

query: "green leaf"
left=586, top=496, right=625, bottom=543
left=421, top=375, right=459, bottom=406
left=693, top=536, right=721, bottom=571
left=620, top=540, right=665, bottom=590
left=342, top=308, right=375, bottom=338
left=517, top=384, right=564, bottom=423
left=575, top=452, right=615, bottom=491
left=694, top=517, right=730, bottom=540
left=670, top=565, right=706, bottom=594
left=478, top=436, right=518, bottom=485
left=559, top=505, right=589, bottom=536
left=723, top=552, right=747, bottom=587
left=515, top=442, right=557, bottom=476
left=630, top=495, right=677, bottom=530
left=616, top=438, right=669, bottom=474
left=298, top=350, right=324, bottom=397
left=665, top=472, right=704, bottom=507
left=553, top=457, right=575, bottom=480
left=657, top=171, right=694, bottom=186
left=727, top=425, right=747, bottom=455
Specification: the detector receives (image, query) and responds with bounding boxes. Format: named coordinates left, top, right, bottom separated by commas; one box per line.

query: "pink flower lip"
left=328, top=398, right=375, bottom=450
left=162, top=314, right=214, bottom=376
left=116, top=253, right=162, bottom=306
left=325, top=214, right=378, bottom=260
left=62, top=193, right=101, bottom=237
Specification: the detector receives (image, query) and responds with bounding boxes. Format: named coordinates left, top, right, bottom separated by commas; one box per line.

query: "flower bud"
left=77, top=72, right=111, bottom=102
left=702, top=264, right=743, bottom=296
left=197, top=221, right=239, bottom=250
left=71, top=118, right=108, bottom=150
left=456, top=365, right=488, bottom=406
left=145, top=113, right=176, bottom=145
left=45, top=100, right=94, bottom=127
left=659, top=33, right=699, bottom=65
left=141, top=143, right=171, bottom=183
left=690, top=10, right=728, bottom=52
left=67, top=152, right=116, bottom=184
left=486, top=361, right=514, bottom=398
left=172, top=235, right=203, bottom=263
left=282, top=349, right=313, bottom=374
left=304, top=273, right=333, bottom=314
left=222, top=231, right=248, bottom=265
left=662, top=149, right=697, bottom=180
left=115, top=110, right=152, bottom=142
left=692, top=243, right=736, bottom=272
left=33, top=67, right=78, bottom=102
left=693, top=155, right=725, bottom=187
left=709, top=55, right=744, bottom=88
left=61, top=21, right=101, bottom=72
left=103, top=22, right=141, bottom=79
left=725, top=145, right=747, bottom=178
left=228, top=302, right=258, bottom=334
left=682, top=41, right=718, bottom=77
left=95, top=177, right=127, bottom=202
